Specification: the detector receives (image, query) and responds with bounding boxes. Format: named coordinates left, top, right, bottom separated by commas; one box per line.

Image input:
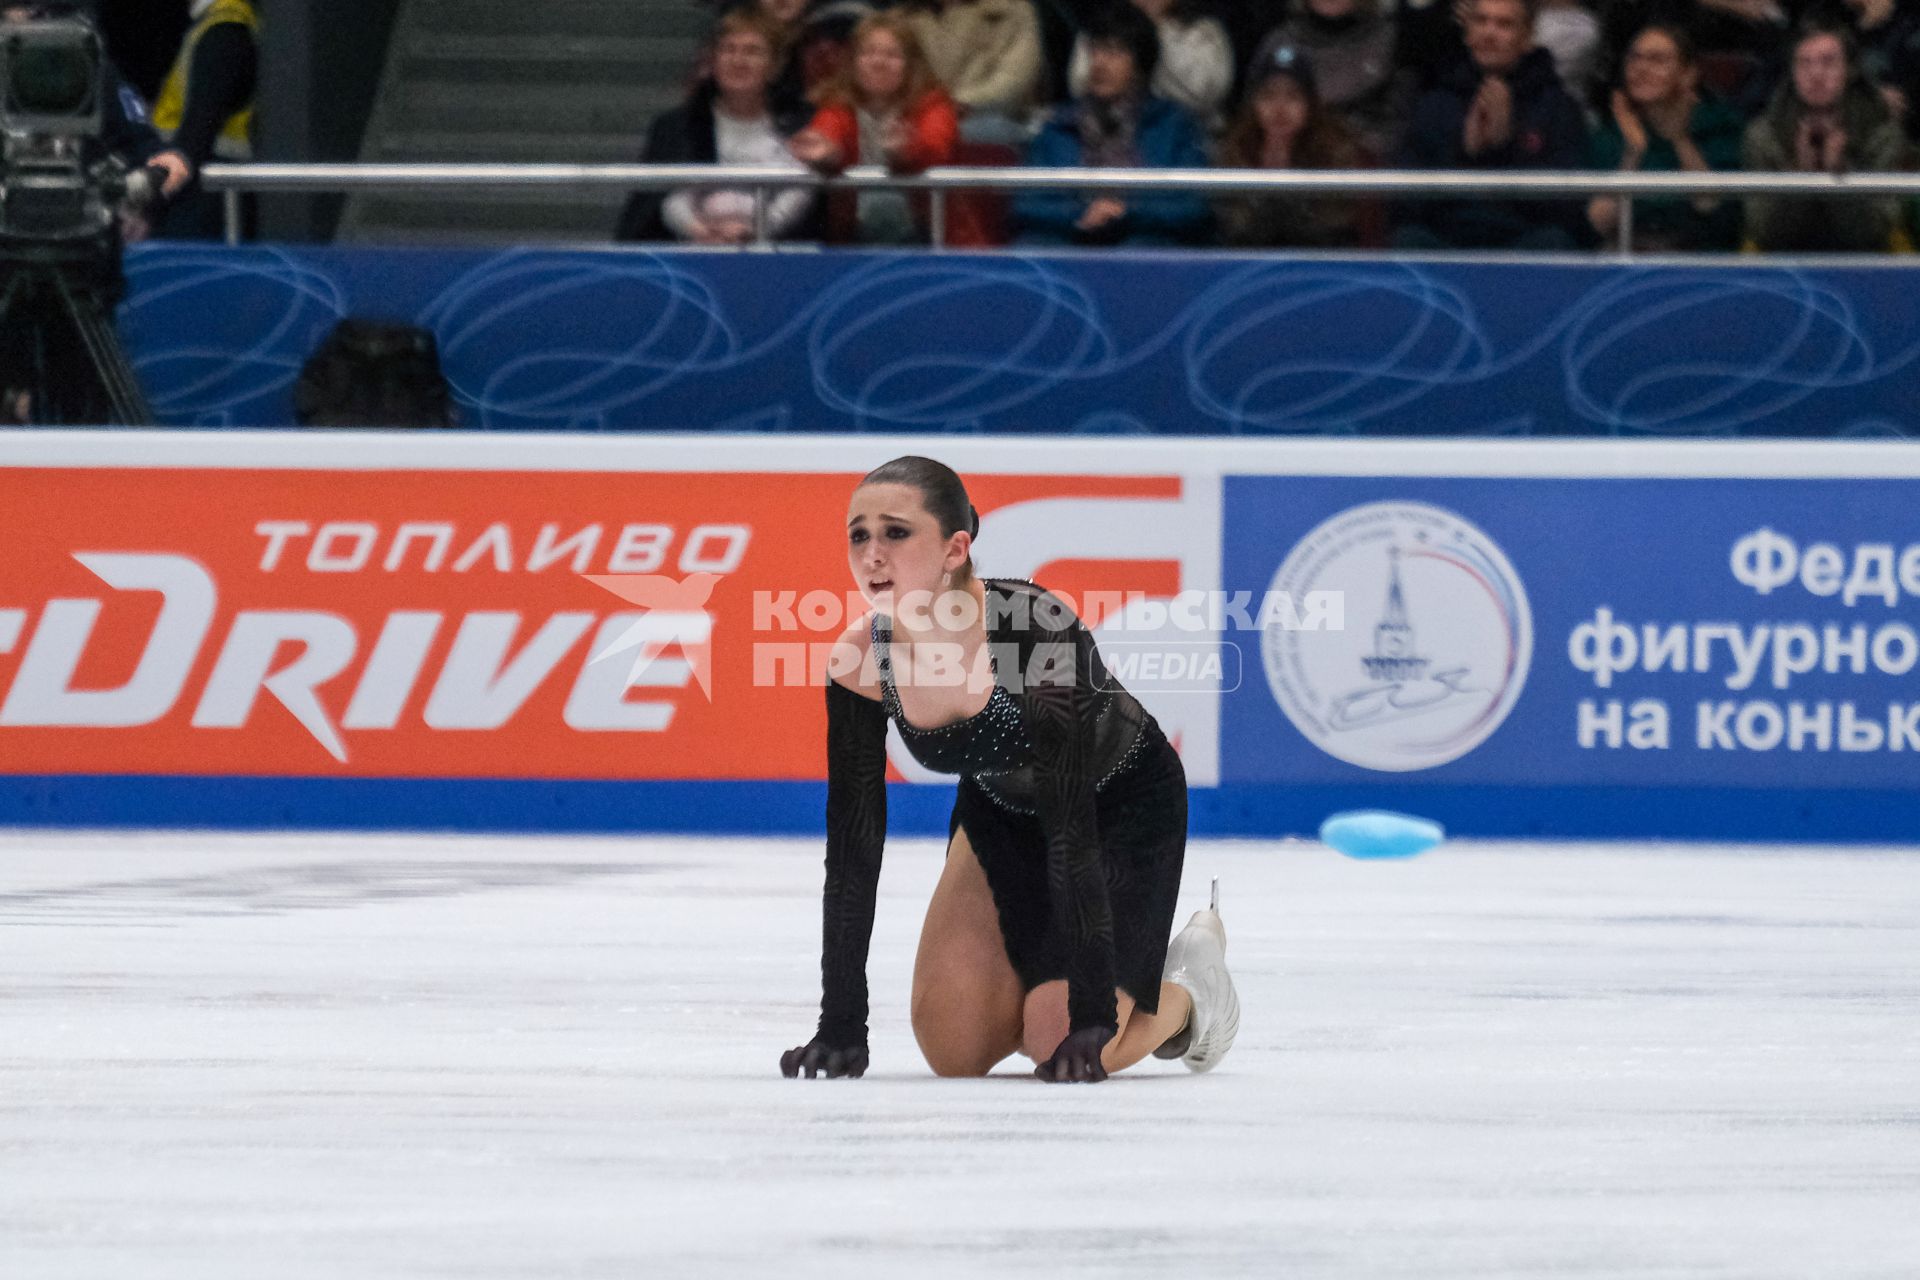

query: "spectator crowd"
left=618, top=0, right=1920, bottom=252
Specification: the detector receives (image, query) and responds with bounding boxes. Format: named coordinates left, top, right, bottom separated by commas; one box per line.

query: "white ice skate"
left=1154, top=879, right=1240, bottom=1073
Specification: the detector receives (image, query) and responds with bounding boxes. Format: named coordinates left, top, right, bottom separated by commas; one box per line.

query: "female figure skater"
left=781, top=457, right=1240, bottom=1083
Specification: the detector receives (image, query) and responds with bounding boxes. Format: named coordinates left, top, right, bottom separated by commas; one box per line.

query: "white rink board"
left=2, top=831, right=1918, bottom=1279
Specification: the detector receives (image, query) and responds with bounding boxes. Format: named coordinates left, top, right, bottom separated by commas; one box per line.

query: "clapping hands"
left=1463, top=75, right=1514, bottom=156
left=1795, top=117, right=1848, bottom=174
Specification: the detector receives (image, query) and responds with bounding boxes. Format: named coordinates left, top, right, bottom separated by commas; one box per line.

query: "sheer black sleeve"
left=1018, top=598, right=1118, bottom=1034
left=817, top=677, right=889, bottom=1044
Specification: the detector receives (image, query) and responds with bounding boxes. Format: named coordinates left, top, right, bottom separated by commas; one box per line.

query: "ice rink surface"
left=3, top=829, right=1918, bottom=1279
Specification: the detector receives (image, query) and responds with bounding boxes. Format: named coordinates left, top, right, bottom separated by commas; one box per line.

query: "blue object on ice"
left=1318, top=810, right=1445, bottom=860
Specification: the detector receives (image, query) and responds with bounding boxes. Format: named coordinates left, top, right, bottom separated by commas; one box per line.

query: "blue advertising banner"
left=120, top=245, right=1920, bottom=438
left=1218, top=475, right=1920, bottom=838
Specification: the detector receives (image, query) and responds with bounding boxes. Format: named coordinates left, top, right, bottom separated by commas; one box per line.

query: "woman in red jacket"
left=790, top=13, right=986, bottom=246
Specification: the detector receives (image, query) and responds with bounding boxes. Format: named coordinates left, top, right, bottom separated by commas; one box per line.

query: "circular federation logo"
left=1261, top=501, right=1532, bottom=772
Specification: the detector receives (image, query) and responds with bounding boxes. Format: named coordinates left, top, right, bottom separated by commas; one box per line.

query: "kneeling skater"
left=782, top=456, right=1240, bottom=1083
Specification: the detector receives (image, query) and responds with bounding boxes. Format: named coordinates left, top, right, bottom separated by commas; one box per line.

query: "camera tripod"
left=0, top=234, right=153, bottom=426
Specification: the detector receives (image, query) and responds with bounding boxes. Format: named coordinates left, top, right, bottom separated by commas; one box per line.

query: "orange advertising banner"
left=0, top=457, right=1186, bottom=781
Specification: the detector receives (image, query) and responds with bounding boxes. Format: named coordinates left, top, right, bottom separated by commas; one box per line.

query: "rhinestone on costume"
left=868, top=581, right=1152, bottom=816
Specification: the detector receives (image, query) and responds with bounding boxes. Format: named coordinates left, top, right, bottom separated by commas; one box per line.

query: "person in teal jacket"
left=1012, top=4, right=1213, bottom=246
left=1587, top=23, right=1746, bottom=252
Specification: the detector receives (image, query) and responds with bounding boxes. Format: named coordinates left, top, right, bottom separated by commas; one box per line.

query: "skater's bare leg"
left=910, top=825, right=1024, bottom=1077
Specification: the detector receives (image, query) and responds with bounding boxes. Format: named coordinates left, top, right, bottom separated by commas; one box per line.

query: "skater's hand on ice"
left=781, top=1036, right=868, bottom=1079
left=1034, top=1025, right=1113, bottom=1083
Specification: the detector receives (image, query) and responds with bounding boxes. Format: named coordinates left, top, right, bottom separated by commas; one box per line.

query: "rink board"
left=2, top=433, right=1918, bottom=842
left=116, top=244, right=1920, bottom=439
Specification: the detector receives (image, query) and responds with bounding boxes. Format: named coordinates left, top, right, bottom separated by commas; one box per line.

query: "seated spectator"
left=791, top=13, right=971, bottom=244
left=1014, top=4, right=1215, bottom=245
left=1534, top=0, right=1604, bottom=109
left=1743, top=24, right=1907, bottom=251
left=1588, top=23, right=1745, bottom=249
left=616, top=10, right=816, bottom=244
left=1249, top=0, right=1413, bottom=158
left=1832, top=0, right=1920, bottom=136
left=1070, top=0, right=1236, bottom=127
left=902, top=0, right=1046, bottom=139
left=1597, top=0, right=1788, bottom=116
left=701, top=0, right=873, bottom=102
left=1217, top=44, right=1379, bottom=246
left=692, top=0, right=808, bottom=100
left=1394, top=0, right=1593, bottom=250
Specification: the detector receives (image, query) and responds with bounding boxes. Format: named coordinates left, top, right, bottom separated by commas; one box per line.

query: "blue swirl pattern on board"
left=115, top=245, right=1920, bottom=437
left=122, top=246, right=349, bottom=427
left=1559, top=271, right=1920, bottom=435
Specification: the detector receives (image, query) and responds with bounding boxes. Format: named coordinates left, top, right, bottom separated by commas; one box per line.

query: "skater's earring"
left=941, top=570, right=953, bottom=589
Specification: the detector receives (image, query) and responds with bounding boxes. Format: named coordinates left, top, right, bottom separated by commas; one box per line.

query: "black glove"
left=1034, top=1024, right=1114, bottom=1083
left=781, top=1036, right=869, bottom=1079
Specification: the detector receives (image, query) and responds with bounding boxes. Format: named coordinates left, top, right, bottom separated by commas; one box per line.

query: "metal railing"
left=201, top=162, right=1920, bottom=255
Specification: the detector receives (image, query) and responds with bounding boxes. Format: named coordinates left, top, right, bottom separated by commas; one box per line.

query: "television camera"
left=1, top=9, right=165, bottom=423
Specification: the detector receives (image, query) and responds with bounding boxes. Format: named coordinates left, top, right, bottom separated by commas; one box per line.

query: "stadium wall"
left=254, top=0, right=404, bottom=242
left=2, top=433, right=1916, bottom=843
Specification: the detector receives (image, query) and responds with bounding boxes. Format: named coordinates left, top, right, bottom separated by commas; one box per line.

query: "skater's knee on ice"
left=919, top=1040, right=1002, bottom=1077
left=912, top=990, right=1017, bottom=1077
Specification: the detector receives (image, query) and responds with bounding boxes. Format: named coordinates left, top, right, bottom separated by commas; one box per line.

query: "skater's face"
left=847, top=482, right=969, bottom=616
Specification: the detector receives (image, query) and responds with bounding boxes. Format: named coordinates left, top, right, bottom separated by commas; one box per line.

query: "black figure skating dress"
left=816, top=578, right=1188, bottom=1045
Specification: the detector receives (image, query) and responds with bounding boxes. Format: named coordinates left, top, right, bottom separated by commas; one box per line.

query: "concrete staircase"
left=339, top=0, right=713, bottom=244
